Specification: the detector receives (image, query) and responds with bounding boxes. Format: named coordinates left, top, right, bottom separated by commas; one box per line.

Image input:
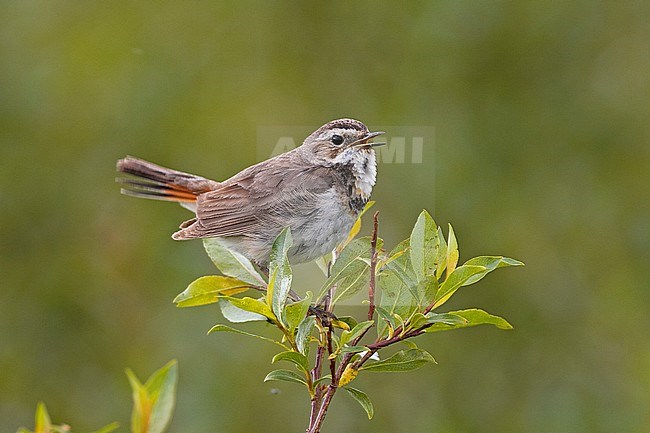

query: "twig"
left=308, top=383, right=336, bottom=433
left=347, top=212, right=380, bottom=349
left=308, top=319, right=327, bottom=429
left=307, top=249, right=339, bottom=431
left=323, top=250, right=338, bottom=392
left=326, top=326, right=336, bottom=379
left=307, top=213, right=382, bottom=432
left=309, top=324, right=425, bottom=433
left=353, top=328, right=426, bottom=368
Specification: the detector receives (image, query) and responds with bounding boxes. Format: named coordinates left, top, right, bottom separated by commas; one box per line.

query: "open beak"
left=352, top=130, right=386, bottom=148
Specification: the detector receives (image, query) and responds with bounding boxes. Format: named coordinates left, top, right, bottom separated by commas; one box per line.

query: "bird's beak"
left=352, top=131, right=386, bottom=148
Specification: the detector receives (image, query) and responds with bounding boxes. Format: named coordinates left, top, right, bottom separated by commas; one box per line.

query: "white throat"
left=333, top=149, right=377, bottom=199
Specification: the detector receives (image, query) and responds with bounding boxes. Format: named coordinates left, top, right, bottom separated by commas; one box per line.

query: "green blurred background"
left=2, top=2, right=649, bottom=432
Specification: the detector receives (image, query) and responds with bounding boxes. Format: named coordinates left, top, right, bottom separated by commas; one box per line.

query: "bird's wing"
left=173, top=158, right=335, bottom=239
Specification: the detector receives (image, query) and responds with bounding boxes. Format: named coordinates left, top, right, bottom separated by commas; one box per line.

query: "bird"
left=116, top=118, right=384, bottom=269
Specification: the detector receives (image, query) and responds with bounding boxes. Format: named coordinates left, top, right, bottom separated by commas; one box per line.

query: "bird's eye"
left=331, top=134, right=344, bottom=146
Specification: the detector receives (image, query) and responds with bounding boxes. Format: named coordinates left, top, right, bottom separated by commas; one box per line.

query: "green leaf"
left=415, top=274, right=439, bottom=308
left=272, top=351, right=309, bottom=372
left=400, top=340, right=419, bottom=350
left=378, top=239, right=418, bottom=337
left=375, top=305, right=396, bottom=328
left=126, top=370, right=147, bottom=433
left=409, top=210, right=439, bottom=281
left=223, top=296, right=277, bottom=322
left=424, top=312, right=468, bottom=326
left=340, top=320, right=374, bottom=346
left=379, top=237, right=410, bottom=270
left=173, top=275, right=251, bottom=307
left=380, top=239, right=417, bottom=284
left=314, top=255, right=330, bottom=276
left=377, top=271, right=418, bottom=333
left=446, top=223, right=459, bottom=275
left=432, top=265, right=486, bottom=309
left=375, top=306, right=397, bottom=338
left=264, top=369, right=309, bottom=387
left=462, top=256, right=525, bottom=286
left=435, top=226, right=448, bottom=279
left=330, top=319, right=350, bottom=331
left=269, top=227, right=292, bottom=266
left=394, top=272, right=438, bottom=308
left=380, top=249, right=423, bottom=293
left=127, top=360, right=178, bottom=433
left=143, top=360, right=178, bottom=433
left=424, top=309, right=513, bottom=332
left=339, top=345, right=368, bottom=354
left=267, top=228, right=293, bottom=324
left=378, top=235, right=438, bottom=326
left=203, top=238, right=266, bottom=286
left=313, top=374, right=332, bottom=386
left=336, top=316, right=358, bottom=330
left=343, top=387, right=374, bottom=419
left=360, top=349, right=436, bottom=372
left=219, top=299, right=267, bottom=323
left=320, top=237, right=379, bottom=304
left=407, top=312, right=428, bottom=330
left=34, top=402, right=52, bottom=433
left=284, top=292, right=312, bottom=332
left=296, top=316, right=316, bottom=355
left=384, top=238, right=411, bottom=270
left=91, top=422, right=120, bottom=433
left=208, top=324, right=288, bottom=349
left=337, top=201, right=375, bottom=254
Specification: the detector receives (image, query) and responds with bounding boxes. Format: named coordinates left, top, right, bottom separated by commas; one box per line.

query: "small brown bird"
left=117, top=118, right=384, bottom=268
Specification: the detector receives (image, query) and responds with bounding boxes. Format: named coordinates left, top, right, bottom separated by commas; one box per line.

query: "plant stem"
left=326, top=326, right=336, bottom=378
left=306, top=213, right=382, bottom=432
left=307, top=328, right=428, bottom=433
left=308, top=384, right=337, bottom=433
left=308, top=319, right=327, bottom=429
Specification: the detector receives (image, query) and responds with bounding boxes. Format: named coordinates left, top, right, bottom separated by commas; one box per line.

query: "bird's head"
left=302, top=118, right=385, bottom=166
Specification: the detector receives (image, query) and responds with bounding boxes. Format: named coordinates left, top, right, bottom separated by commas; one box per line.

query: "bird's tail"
left=116, top=156, right=219, bottom=204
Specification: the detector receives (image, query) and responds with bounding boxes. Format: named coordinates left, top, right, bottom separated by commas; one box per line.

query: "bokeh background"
left=2, top=2, right=649, bottom=432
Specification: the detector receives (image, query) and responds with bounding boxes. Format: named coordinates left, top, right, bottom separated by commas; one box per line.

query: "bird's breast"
left=288, top=187, right=357, bottom=263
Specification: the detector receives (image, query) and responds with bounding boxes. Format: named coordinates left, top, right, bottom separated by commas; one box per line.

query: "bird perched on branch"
left=117, top=118, right=384, bottom=269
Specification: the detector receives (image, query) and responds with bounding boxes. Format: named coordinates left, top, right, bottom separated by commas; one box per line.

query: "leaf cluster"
left=173, top=204, right=523, bottom=429
left=17, top=361, right=177, bottom=433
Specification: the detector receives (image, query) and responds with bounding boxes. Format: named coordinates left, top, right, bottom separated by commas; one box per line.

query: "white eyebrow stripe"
left=317, top=128, right=350, bottom=141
